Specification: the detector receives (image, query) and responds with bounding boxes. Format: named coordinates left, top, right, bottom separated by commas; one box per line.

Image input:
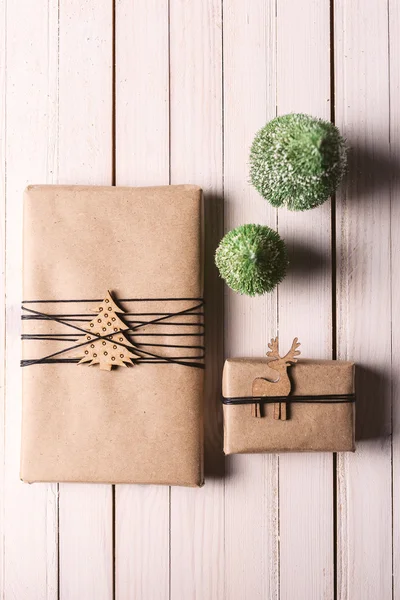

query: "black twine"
left=222, top=394, right=356, bottom=405
left=21, top=298, right=204, bottom=369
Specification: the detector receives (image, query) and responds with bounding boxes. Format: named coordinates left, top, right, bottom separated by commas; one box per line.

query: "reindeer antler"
left=266, top=337, right=280, bottom=360
left=266, top=336, right=301, bottom=365
left=282, top=337, right=301, bottom=365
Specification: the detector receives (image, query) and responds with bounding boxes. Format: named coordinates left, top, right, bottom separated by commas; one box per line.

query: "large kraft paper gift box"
left=21, top=185, right=204, bottom=487
left=222, top=340, right=355, bottom=454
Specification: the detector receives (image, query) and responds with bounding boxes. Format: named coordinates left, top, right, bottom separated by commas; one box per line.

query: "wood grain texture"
left=0, top=0, right=5, bottom=592
left=169, top=1, right=224, bottom=598
left=390, top=1, right=400, bottom=597
left=334, top=1, right=392, bottom=598
left=223, top=1, right=279, bottom=598
left=114, top=1, right=170, bottom=598
left=56, top=2, right=113, bottom=599
left=2, top=2, right=400, bottom=598
left=276, top=2, right=334, bottom=598
left=4, top=1, right=59, bottom=598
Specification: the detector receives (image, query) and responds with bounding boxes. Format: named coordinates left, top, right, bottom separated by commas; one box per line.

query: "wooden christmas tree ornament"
left=74, top=290, right=139, bottom=371
left=252, top=337, right=301, bottom=419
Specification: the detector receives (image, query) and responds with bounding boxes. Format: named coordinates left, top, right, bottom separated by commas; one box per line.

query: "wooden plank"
left=114, top=1, right=170, bottom=598
left=223, top=2, right=279, bottom=599
left=168, top=1, right=224, bottom=598
left=275, top=1, right=334, bottom=598
left=390, top=1, right=400, bottom=596
left=4, top=1, right=59, bottom=598
left=0, top=0, right=6, bottom=593
left=334, top=1, right=392, bottom=598
left=57, top=2, right=113, bottom=599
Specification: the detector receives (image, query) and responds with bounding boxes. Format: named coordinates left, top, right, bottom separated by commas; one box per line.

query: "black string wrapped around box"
left=21, top=297, right=205, bottom=369
left=222, top=394, right=356, bottom=405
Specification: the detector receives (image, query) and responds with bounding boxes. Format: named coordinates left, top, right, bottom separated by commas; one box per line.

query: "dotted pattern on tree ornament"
left=74, top=290, right=138, bottom=371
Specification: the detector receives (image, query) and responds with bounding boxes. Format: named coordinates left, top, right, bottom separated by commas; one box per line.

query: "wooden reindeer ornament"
left=252, top=337, right=301, bottom=419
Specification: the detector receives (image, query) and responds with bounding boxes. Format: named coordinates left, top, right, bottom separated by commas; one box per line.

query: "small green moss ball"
left=249, top=113, right=347, bottom=211
left=215, top=224, right=288, bottom=296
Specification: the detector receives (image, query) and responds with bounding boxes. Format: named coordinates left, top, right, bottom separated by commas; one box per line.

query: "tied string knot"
left=21, top=298, right=205, bottom=369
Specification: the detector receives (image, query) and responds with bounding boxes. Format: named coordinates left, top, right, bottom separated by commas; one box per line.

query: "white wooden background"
left=0, top=0, right=398, bottom=599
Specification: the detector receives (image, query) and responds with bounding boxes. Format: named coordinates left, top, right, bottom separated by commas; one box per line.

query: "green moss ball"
left=215, top=224, right=288, bottom=296
left=249, top=113, right=347, bottom=211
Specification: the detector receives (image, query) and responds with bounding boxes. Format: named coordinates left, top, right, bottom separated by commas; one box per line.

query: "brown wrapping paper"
left=21, top=184, right=204, bottom=486
left=223, top=358, right=355, bottom=454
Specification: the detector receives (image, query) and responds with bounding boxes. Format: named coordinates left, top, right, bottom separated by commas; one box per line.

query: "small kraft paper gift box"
left=21, top=184, right=204, bottom=487
left=222, top=338, right=355, bottom=454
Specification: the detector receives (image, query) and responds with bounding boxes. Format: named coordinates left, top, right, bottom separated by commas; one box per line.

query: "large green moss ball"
left=249, top=113, right=347, bottom=211
left=215, top=224, right=288, bottom=296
